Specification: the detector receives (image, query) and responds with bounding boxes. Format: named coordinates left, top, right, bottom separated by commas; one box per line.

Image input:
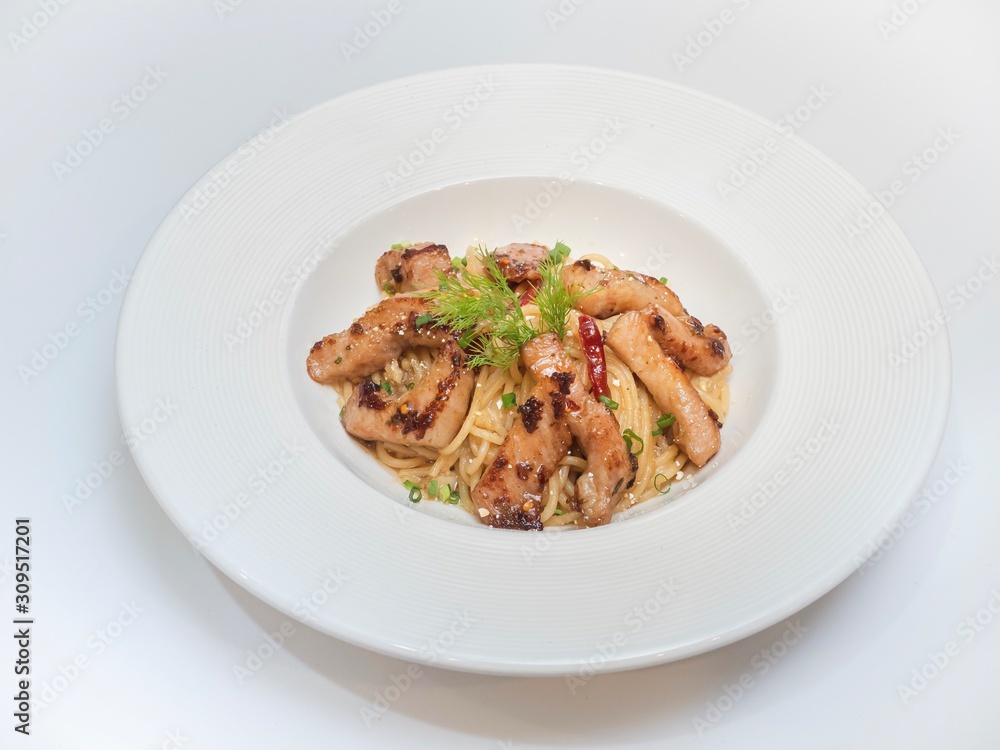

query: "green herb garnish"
left=651, top=413, right=676, bottom=435
left=422, top=247, right=536, bottom=369
left=422, top=242, right=594, bottom=368
left=622, top=429, right=644, bottom=456
left=381, top=381, right=393, bottom=395
left=549, top=241, right=571, bottom=263
left=599, top=395, right=619, bottom=410
left=501, top=392, right=517, bottom=409
left=534, top=243, right=589, bottom=339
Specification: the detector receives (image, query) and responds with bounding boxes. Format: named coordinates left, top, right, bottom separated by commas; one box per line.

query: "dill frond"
left=535, top=242, right=590, bottom=339
left=421, top=242, right=594, bottom=367
left=421, top=246, right=536, bottom=369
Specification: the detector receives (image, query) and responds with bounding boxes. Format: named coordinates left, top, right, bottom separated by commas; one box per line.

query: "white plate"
left=116, top=65, right=950, bottom=675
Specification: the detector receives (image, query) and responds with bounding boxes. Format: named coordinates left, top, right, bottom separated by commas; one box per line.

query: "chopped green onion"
left=406, top=382, right=415, bottom=390
left=501, top=392, right=517, bottom=409
left=652, top=413, right=676, bottom=435
left=549, top=241, right=571, bottom=263
left=438, top=484, right=450, bottom=502
left=428, top=479, right=439, bottom=498
left=446, top=486, right=460, bottom=504
left=451, top=257, right=464, bottom=271
left=622, top=429, right=644, bottom=456
left=598, top=395, right=619, bottom=410
left=403, top=480, right=421, bottom=502
left=381, top=381, right=393, bottom=395
left=414, top=313, right=435, bottom=327
left=338, top=407, right=345, bottom=420
left=382, top=282, right=395, bottom=295
left=654, top=473, right=671, bottom=494
left=334, top=356, right=342, bottom=364
left=391, top=242, right=406, bottom=250
left=553, top=509, right=564, bottom=515
left=659, top=277, right=669, bottom=285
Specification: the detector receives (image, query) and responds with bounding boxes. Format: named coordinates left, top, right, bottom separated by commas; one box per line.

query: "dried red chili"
left=578, top=314, right=609, bottom=399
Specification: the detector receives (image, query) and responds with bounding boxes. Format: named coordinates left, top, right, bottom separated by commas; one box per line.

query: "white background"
left=2, top=0, right=998, bottom=748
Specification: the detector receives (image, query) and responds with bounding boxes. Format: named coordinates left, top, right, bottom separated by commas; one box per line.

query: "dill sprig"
left=422, top=247, right=535, bottom=369
left=535, top=241, right=588, bottom=339
left=422, top=241, right=591, bottom=368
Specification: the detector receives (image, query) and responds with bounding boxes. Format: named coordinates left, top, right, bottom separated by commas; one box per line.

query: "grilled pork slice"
left=562, top=259, right=686, bottom=318
left=340, top=339, right=473, bottom=448
left=491, top=243, right=550, bottom=284
left=563, top=259, right=730, bottom=375
left=606, top=311, right=722, bottom=467
left=307, top=296, right=450, bottom=384
left=308, top=295, right=474, bottom=448
left=521, top=333, right=634, bottom=527
left=472, top=380, right=572, bottom=530
left=643, top=304, right=731, bottom=376
left=374, top=242, right=454, bottom=294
